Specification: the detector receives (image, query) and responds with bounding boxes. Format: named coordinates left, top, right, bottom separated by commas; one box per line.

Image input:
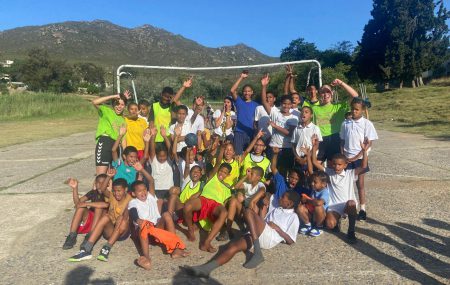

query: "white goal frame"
left=116, top=60, right=322, bottom=100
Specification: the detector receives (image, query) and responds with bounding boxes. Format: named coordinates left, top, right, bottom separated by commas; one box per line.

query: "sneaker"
left=357, top=210, right=367, bottom=221
left=299, top=225, right=312, bottom=235
left=79, top=233, right=90, bottom=250
left=346, top=231, right=357, bottom=244
left=308, top=228, right=323, bottom=237
left=62, top=234, right=77, bottom=250
left=68, top=250, right=92, bottom=262
left=97, top=246, right=111, bottom=262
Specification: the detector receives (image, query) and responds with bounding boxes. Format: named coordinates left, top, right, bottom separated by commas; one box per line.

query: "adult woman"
left=92, top=91, right=131, bottom=174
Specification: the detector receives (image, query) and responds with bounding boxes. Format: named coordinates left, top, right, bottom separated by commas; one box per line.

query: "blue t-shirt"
left=312, top=187, right=330, bottom=210
left=272, top=172, right=311, bottom=202
left=112, top=159, right=137, bottom=187
left=234, top=96, right=259, bottom=137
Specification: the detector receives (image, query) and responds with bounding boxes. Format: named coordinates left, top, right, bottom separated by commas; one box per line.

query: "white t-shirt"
left=213, top=109, right=236, bottom=136
left=340, top=117, right=378, bottom=158
left=269, top=108, right=299, bottom=148
left=290, top=108, right=301, bottom=123
left=128, top=193, right=161, bottom=226
left=264, top=207, right=299, bottom=245
left=169, top=120, right=192, bottom=152
left=254, top=105, right=273, bottom=135
left=187, top=108, right=205, bottom=134
left=291, top=122, right=323, bottom=157
left=150, top=157, right=174, bottom=190
left=177, top=158, right=200, bottom=185
left=325, top=168, right=358, bottom=207
left=243, top=181, right=266, bottom=201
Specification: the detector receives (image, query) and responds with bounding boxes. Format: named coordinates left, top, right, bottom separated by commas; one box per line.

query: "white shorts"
left=258, top=224, right=282, bottom=249
left=327, top=202, right=347, bottom=216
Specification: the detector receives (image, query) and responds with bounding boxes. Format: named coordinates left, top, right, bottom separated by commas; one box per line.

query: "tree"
left=19, top=48, right=75, bottom=93
left=356, top=0, right=449, bottom=88
left=73, top=63, right=105, bottom=90
left=280, top=38, right=319, bottom=61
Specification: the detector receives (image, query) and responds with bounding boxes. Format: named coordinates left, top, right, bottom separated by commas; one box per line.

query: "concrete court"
left=0, top=130, right=449, bottom=285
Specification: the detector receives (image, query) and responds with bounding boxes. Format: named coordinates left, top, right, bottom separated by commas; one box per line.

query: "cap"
left=319, top=85, right=333, bottom=94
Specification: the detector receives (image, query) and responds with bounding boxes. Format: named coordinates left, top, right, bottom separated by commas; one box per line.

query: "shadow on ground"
left=64, top=266, right=115, bottom=285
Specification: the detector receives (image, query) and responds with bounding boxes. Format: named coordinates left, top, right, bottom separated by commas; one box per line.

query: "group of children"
left=62, top=66, right=378, bottom=277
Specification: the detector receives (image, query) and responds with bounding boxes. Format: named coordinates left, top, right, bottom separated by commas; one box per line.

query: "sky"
left=0, top=0, right=448, bottom=57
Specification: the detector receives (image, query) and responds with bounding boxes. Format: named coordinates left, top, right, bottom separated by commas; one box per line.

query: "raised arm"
left=141, top=128, right=151, bottom=164
left=91, top=90, right=131, bottom=109
left=160, top=125, right=172, bottom=153
left=100, top=168, right=117, bottom=198
left=331, top=79, right=358, bottom=99
left=311, top=135, right=325, bottom=171
left=133, top=161, right=156, bottom=196
left=240, top=129, right=264, bottom=163
left=66, top=178, right=81, bottom=205
left=149, top=126, right=157, bottom=161
left=260, top=74, right=272, bottom=114
left=171, top=125, right=182, bottom=161
left=208, top=142, right=226, bottom=181
left=301, top=147, right=314, bottom=175
left=172, top=77, right=193, bottom=106
left=230, top=71, right=248, bottom=101
left=283, top=66, right=291, bottom=96
left=112, top=125, right=127, bottom=162
left=183, top=147, right=192, bottom=180
left=355, top=138, right=370, bottom=176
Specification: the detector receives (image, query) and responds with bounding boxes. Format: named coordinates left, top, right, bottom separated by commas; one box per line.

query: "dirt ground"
left=0, top=130, right=449, bottom=285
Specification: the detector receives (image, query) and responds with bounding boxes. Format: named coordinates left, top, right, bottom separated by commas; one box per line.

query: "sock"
left=360, top=204, right=366, bottom=211
left=304, top=223, right=311, bottom=228
left=244, top=239, right=264, bottom=269
left=83, top=241, right=94, bottom=253
left=348, top=216, right=356, bottom=233
left=187, top=260, right=220, bottom=277
left=68, top=232, right=77, bottom=237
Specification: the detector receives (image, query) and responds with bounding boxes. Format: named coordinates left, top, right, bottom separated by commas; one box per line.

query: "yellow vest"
left=212, top=158, right=240, bottom=187
left=153, top=102, right=171, bottom=142
left=179, top=180, right=202, bottom=204
left=240, top=153, right=270, bottom=182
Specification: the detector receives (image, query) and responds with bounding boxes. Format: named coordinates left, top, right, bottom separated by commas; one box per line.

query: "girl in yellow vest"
left=238, top=129, right=271, bottom=183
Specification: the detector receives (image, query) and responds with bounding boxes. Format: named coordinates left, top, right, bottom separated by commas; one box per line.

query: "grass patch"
left=369, top=85, right=450, bottom=139
left=0, top=92, right=97, bottom=121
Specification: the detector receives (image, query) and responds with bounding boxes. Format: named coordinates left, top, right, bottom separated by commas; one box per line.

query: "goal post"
left=116, top=60, right=322, bottom=100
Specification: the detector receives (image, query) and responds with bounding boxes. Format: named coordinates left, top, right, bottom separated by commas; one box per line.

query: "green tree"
left=73, top=63, right=105, bottom=90
left=280, top=38, right=319, bottom=62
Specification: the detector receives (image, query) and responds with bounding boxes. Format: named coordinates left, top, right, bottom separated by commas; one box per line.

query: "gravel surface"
left=0, top=130, right=449, bottom=285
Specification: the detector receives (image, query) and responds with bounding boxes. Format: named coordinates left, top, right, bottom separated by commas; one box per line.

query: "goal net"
left=116, top=60, right=322, bottom=108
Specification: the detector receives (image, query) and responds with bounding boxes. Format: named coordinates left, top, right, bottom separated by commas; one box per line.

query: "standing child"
left=311, top=135, right=370, bottom=243
left=213, top=96, right=236, bottom=142
left=297, top=171, right=330, bottom=237
left=169, top=105, right=192, bottom=153
left=138, top=99, right=150, bottom=124
left=148, top=87, right=175, bottom=143
left=124, top=102, right=148, bottom=160
left=340, top=98, right=378, bottom=220
left=230, top=71, right=259, bottom=155
left=62, top=175, right=108, bottom=250
left=261, top=74, right=298, bottom=177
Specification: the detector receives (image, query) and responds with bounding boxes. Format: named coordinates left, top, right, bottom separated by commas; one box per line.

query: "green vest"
left=240, top=153, right=270, bottom=182
left=179, top=180, right=202, bottom=204
left=153, top=102, right=171, bottom=142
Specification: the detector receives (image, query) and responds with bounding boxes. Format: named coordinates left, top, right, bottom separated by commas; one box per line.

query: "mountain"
left=0, top=20, right=277, bottom=68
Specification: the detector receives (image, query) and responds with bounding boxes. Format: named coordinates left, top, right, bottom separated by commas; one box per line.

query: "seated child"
left=340, top=98, right=378, bottom=220
left=210, top=139, right=240, bottom=187
left=297, top=171, right=330, bottom=237
left=182, top=190, right=300, bottom=278
left=311, top=135, right=370, bottom=243
left=224, top=166, right=266, bottom=240
left=167, top=165, right=204, bottom=225
left=183, top=142, right=231, bottom=253
left=238, top=129, right=271, bottom=183
left=128, top=180, right=189, bottom=270
left=112, top=125, right=139, bottom=187
left=68, top=163, right=150, bottom=262
left=62, top=175, right=108, bottom=250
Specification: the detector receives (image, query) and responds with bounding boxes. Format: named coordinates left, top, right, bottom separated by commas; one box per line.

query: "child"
left=311, top=135, right=370, bottom=243
left=210, top=138, right=240, bottom=187
left=124, top=102, right=148, bottom=160
left=138, top=99, right=150, bottom=124
left=62, top=175, right=108, bottom=250
left=284, top=64, right=302, bottom=119
left=238, top=129, right=270, bottom=183
left=297, top=171, right=330, bottom=237
left=291, top=106, right=322, bottom=171
left=182, top=190, right=300, bottom=278
left=111, top=125, right=139, bottom=187
left=169, top=105, right=192, bottom=153
left=213, top=96, right=236, bottom=142
left=254, top=91, right=276, bottom=143
left=302, top=85, right=320, bottom=107
left=128, top=180, right=189, bottom=270
left=148, top=126, right=175, bottom=199
left=230, top=71, right=259, bottom=155
left=261, top=74, right=298, bottom=177
left=148, top=86, right=175, bottom=143
left=68, top=170, right=133, bottom=262
left=340, top=98, right=378, bottom=220
left=183, top=142, right=231, bottom=253
left=225, top=166, right=266, bottom=239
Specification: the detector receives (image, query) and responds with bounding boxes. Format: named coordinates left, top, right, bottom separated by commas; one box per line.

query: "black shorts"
left=346, top=159, right=370, bottom=174
left=95, top=136, right=115, bottom=167
left=317, top=133, right=341, bottom=162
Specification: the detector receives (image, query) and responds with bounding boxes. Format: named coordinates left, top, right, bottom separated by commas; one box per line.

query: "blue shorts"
left=345, top=159, right=369, bottom=174
left=317, top=133, right=340, bottom=162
